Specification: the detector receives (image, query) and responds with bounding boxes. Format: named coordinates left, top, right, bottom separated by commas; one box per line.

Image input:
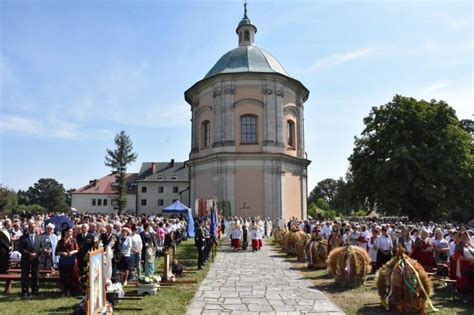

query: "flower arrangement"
left=138, top=275, right=161, bottom=285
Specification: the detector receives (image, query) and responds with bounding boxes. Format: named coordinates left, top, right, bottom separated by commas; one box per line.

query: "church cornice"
left=185, top=72, right=309, bottom=105
left=186, top=151, right=311, bottom=168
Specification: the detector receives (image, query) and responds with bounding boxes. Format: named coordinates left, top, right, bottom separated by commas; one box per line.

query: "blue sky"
left=1, top=0, right=472, bottom=192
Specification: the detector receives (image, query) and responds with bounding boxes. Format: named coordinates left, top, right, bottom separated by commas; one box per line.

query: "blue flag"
left=210, top=201, right=218, bottom=239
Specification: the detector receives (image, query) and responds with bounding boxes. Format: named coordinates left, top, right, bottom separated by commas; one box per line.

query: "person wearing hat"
left=374, top=225, right=393, bottom=270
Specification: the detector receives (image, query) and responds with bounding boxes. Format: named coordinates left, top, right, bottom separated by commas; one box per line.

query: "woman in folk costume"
left=397, top=226, right=413, bottom=256
left=327, top=225, right=343, bottom=253
left=230, top=219, right=242, bottom=251
left=357, top=225, right=370, bottom=250
left=367, top=226, right=380, bottom=271
left=454, top=230, right=474, bottom=294
left=374, top=225, right=393, bottom=270
left=412, top=229, right=435, bottom=272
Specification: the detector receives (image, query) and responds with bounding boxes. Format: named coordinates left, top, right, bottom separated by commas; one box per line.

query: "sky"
left=0, top=0, right=472, bottom=192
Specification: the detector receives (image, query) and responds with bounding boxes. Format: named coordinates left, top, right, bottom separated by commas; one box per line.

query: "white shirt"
left=375, top=235, right=393, bottom=251
left=131, top=233, right=143, bottom=254
left=322, top=226, right=332, bottom=240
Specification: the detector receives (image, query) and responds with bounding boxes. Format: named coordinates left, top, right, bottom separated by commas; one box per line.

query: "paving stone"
left=186, top=241, right=344, bottom=315
left=221, top=304, right=248, bottom=311
left=247, top=304, right=274, bottom=312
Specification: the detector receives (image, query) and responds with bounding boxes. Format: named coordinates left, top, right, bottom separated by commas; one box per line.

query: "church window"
left=287, top=120, right=295, bottom=148
left=244, top=30, right=250, bottom=42
left=202, top=121, right=210, bottom=148
left=239, top=32, right=243, bottom=43
left=240, top=115, right=257, bottom=143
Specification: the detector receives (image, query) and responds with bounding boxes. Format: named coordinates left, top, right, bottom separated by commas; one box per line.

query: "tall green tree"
left=349, top=95, right=474, bottom=220
left=26, top=178, right=68, bottom=212
left=0, top=186, right=17, bottom=214
left=105, top=130, right=138, bottom=214
left=308, top=178, right=337, bottom=205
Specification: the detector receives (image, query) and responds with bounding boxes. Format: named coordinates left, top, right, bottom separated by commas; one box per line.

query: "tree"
left=26, top=178, right=68, bottom=212
left=460, top=119, right=474, bottom=136
left=0, top=186, right=17, bottom=214
left=349, top=95, right=474, bottom=220
left=105, top=130, right=138, bottom=215
left=308, top=178, right=337, bottom=205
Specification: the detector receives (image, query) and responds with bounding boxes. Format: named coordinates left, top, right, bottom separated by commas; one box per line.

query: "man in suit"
left=0, top=219, right=12, bottom=274
left=19, top=220, right=43, bottom=298
left=194, top=220, right=205, bottom=270
left=76, top=223, right=94, bottom=276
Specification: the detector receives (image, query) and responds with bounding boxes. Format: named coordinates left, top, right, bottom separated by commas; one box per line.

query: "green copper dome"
left=204, top=45, right=289, bottom=79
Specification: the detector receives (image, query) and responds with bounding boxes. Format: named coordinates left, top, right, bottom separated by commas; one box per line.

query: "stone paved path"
left=187, top=241, right=344, bottom=315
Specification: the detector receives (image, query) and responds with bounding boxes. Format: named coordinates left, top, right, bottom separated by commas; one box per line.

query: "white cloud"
left=307, top=47, right=376, bottom=73
left=0, top=114, right=114, bottom=140
left=420, top=80, right=453, bottom=95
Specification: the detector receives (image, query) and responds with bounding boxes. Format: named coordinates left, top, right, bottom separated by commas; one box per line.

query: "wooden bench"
left=0, top=273, right=61, bottom=294
left=7, top=269, right=56, bottom=275
left=440, top=279, right=458, bottom=301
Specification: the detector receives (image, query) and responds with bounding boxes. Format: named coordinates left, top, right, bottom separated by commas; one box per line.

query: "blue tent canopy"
left=162, top=200, right=190, bottom=213
left=162, top=200, right=195, bottom=237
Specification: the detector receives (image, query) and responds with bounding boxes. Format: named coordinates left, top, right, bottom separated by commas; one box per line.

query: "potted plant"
left=137, top=275, right=161, bottom=295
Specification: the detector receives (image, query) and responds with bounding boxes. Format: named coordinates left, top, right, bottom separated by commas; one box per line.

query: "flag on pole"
left=210, top=200, right=218, bottom=239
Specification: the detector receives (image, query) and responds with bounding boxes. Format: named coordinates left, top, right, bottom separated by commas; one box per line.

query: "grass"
left=0, top=239, right=210, bottom=315
left=269, top=240, right=474, bottom=315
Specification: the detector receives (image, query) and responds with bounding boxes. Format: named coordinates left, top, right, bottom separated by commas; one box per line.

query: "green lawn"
left=0, top=239, right=210, bottom=315
left=269, top=240, right=474, bottom=315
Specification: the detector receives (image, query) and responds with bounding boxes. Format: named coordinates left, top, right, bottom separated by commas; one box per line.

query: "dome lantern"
left=236, top=2, right=257, bottom=46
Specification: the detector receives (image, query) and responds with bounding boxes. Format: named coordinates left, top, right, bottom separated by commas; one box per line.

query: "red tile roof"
left=73, top=173, right=137, bottom=194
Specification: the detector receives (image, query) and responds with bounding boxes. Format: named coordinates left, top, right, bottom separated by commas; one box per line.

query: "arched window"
left=239, top=31, right=243, bottom=43
left=244, top=30, right=250, bottom=42
left=202, top=121, right=210, bottom=148
left=240, top=115, right=257, bottom=143
left=287, top=120, right=295, bottom=148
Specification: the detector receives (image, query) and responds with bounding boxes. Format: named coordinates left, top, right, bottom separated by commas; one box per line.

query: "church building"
left=185, top=6, right=310, bottom=220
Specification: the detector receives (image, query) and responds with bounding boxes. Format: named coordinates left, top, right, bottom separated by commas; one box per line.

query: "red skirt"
left=252, top=240, right=259, bottom=250
left=231, top=239, right=241, bottom=249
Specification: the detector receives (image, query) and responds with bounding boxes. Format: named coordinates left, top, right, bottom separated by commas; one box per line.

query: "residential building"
left=136, top=160, right=189, bottom=215
left=71, top=173, right=138, bottom=214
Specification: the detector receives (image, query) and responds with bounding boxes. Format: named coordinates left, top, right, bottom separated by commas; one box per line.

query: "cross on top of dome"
left=236, top=1, right=257, bottom=46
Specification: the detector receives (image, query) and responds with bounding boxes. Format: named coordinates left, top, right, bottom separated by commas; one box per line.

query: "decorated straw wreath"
left=376, top=246, right=437, bottom=314
left=284, top=226, right=306, bottom=255
left=295, top=233, right=311, bottom=262
left=272, top=227, right=284, bottom=243
left=327, top=244, right=371, bottom=287
left=306, top=239, right=328, bottom=269
left=280, top=229, right=290, bottom=251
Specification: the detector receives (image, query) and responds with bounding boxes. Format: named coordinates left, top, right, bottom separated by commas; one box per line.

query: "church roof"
left=204, top=45, right=289, bottom=80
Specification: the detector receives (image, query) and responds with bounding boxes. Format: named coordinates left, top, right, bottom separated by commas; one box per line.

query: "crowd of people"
left=2, top=211, right=474, bottom=303
left=0, top=212, right=188, bottom=298
left=281, top=217, right=474, bottom=297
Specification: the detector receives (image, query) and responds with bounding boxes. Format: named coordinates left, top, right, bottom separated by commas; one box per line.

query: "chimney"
left=151, top=163, right=156, bottom=174
left=170, top=159, right=175, bottom=167
left=89, top=179, right=97, bottom=186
